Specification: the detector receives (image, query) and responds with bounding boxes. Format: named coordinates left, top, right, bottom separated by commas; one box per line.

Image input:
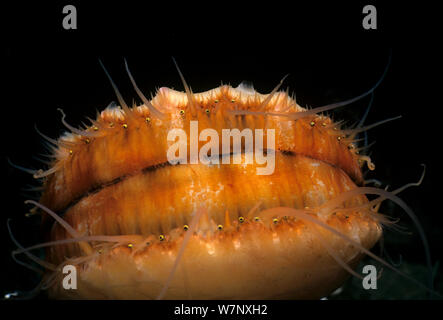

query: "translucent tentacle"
left=257, top=74, right=289, bottom=111
left=123, top=59, right=166, bottom=120
left=316, top=179, right=432, bottom=290
left=259, top=207, right=439, bottom=296
left=34, top=124, right=59, bottom=146
left=343, top=115, right=402, bottom=137
left=32, top=166, right=60, bottom=179
left=156, top=207, right=206, bottom=300
left=357, top=92, right=375, bottom=128
left=7, top=219, right=56, bottom=272
left=229, top=52, right=392, bottom=120
left=99, top=59, right=133, bottom=117
left=7, top=158, right=37, bottom=176
left=24, top=200, right=93, bottom=255
left=58, top=108, right=100, bottom=138
left=172, top=57, right=196, bottom=117
left=13, top=235, right=144, bottom=255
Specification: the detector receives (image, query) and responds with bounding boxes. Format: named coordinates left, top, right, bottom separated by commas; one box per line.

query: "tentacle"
left=98, top=59, right=133, bottom=118
left=31, top=155, right=52, bottom=166
left=356, top=141, right=376, bottom=153
left=58, top=108, right=100, bottom=138
left=32, top=166, right=60, bottom=179
left=156, top=206, right=206, bottom=300
left=7, top=219, right=56, bottom=272
left=351, top=165, right=425, bottom=213
left=124, top=59, right=166, bottom=120
left=25, top=200, right=79, bottom=238
left=40, top=270, right=60, bottom=291
left=359, top=155, right=375, bottom=171
left=316, top=167, right=432, bottom=290
left=257, top=74, right=289, bottom=111
left=391, top=164, right=426, bottom=195
left=259, top=207, right=439, bottom=296
left=308, top=220, right=364, bottom=279
left=229, top=53, right=392, bottom=120
left=13, top=235, right=144, bottom=255
left=21, top=185, right=45, bottom=193
left=24, top=200, right=93, bottom=255
left=357, top=92, right=375, bottom=129
left=172, top=57, right=196, bottom=117
left=10, top=232, right=144, bottom=295
left=7, top=158, right=37, bottom=176
left=343, top=115, right=402, bottom=138
left=35, top=124, right=78, bottom=153
left=40, top=141, right=59, bottom=155
left=34, top=124, right=59, bottom=146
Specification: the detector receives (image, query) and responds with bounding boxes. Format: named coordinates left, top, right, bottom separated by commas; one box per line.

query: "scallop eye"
left=179, top=110, right=185, bottom=115
left=238, top=217, right=245, bottom=223
left=254, top=217, right=260, bottom=222
left=159, top=235, right=165, bottom=241
left=217, top=225, right=223, bottom=230
left=183, top=225, right=189, bottom=231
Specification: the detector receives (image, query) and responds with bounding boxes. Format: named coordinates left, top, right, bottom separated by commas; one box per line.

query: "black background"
left=1, top=0, right=442, bottom=305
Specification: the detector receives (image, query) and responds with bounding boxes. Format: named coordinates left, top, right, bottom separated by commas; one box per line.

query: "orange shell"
left=39, top=84, right=381, bottom=299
